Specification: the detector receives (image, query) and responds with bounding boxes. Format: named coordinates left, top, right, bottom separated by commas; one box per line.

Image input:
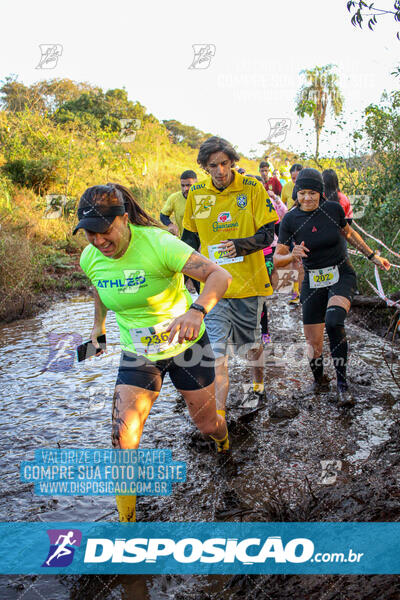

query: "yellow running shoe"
left=116, top=495, right=136, bottom=522
left=210, top=431, right=230, bottom=453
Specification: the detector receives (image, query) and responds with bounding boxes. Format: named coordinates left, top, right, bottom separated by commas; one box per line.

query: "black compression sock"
left=325, top=306, right=348, bottom=390
left=309, top=355, right=324, bottom=382
left=260, top=303, right=269, bottom=335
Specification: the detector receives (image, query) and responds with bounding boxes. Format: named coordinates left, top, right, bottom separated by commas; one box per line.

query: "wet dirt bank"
left=0, top=295, right=399, bottom=599
left=0, top=256, right=89, bottom=324
left=349, top=292, right=400, bottom=339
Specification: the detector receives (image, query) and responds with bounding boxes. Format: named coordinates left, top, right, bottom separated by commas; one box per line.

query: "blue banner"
left=0, top=522, right=399, bottom=574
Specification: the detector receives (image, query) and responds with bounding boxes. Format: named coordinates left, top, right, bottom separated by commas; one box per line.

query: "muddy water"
left=0, top=294, right=399, bottom=599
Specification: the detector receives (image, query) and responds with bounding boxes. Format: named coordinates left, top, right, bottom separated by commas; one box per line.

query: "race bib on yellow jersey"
left=208, top=244, right=244, bottom=266
left=129, top=319, right=182, bottom=356
left=309, top=266, right=339, bottom=289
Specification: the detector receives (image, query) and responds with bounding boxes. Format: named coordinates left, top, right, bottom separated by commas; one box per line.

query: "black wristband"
left=367, top=251, right=376, bottom=260
left=189, top=303, right=207, bottom=316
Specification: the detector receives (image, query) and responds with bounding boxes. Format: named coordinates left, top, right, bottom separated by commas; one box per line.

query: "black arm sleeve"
left=230, top=222, right=275, bottom=257
left=181, top=229, right=201, bottom=293
left=181, top=228, right=200, bottom=251
left=277, top=212, right=293, bottom=247
left=160, top=213, right=172, bottom=226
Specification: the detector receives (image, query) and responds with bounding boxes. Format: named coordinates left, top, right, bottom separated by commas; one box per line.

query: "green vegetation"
left=0, top=75, right=398, bottom=322
left=346, top=1, right=400, bottom=40
left=303, top=89, right=400, bottom=297
left=295, top=64, right=344, bottom=162
left=162, top=119, right=213, bottom=149
left=0, top=77, right=260, bottom=320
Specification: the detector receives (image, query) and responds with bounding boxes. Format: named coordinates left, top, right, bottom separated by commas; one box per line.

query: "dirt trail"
left=1, top=295, right=399, bottom=599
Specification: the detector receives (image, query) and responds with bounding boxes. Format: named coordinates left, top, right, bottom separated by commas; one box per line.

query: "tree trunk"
left=315, top=128, right=320, bottom=161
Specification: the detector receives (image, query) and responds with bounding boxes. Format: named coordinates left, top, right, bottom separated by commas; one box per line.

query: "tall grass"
left=0, top=109, right=291, bottom=321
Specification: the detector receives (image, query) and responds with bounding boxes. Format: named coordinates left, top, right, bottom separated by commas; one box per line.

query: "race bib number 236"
left=129, top=319, right=181, bottom=356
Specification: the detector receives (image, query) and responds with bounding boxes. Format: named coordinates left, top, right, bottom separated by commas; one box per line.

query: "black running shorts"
left=116, top=330, right=215, bottom=391
left=301, top=261, right=357, bottom=325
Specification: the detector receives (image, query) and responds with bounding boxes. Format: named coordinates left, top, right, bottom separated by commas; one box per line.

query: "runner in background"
left=259, top=162, right=282, bottom=198
left=160, top=170, right=197, bottom=236
left=182, top=137, right=278, bottom=413
left=274, top=168, right=391, bottom=407
left=160, top=170, right=198, bottom=293
left=74, top=183, right=232, bottom=522
left=322, top=169, right=353, bottom=222
left=279, top=169, right=287, bottom=188
left=281, top=157, right=291, bottom=184
left=263, top=154, right=274, bottom=176
left=280, top=163, right=304, bottom=304
left=261, top=195, right=288, bottom=343
left=268, top=169, right=282, bottom=197
left=281, top=163, right=303, bottom=208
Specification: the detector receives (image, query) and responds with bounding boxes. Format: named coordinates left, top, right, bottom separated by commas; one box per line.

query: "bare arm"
left=166, top=251, right=232, bottom=343
left=341, top=224, right=391, bottom=270
left=91, top=287, right=108, bottom=351
left=273, top=242, right=308, bottom=268
left=181, top=251, right=232, bottom=313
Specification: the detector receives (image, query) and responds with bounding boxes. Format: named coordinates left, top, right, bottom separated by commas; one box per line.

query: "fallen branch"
left=352, top=293, right=400, bottom=309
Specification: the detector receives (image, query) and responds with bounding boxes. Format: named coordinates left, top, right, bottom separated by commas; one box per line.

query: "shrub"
left=2, top=157, right=61, bottom=194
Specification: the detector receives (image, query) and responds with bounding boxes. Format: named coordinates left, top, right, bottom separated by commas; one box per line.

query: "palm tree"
left=295, top=64, right=344, bottom=161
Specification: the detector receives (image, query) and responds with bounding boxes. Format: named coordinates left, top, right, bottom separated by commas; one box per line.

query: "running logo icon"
left=44, top=332, right=82, bottom=372
left=193, top=194, right=216, bottom=218
left=188, top=44, right=216, bottom=69
left=349, top=194, right=371, bottom=219
left=266, top=118, right=291, bottom=144
left=42, top=529, right=82, bottom=567
left=36, top=44, right=63, bottom=69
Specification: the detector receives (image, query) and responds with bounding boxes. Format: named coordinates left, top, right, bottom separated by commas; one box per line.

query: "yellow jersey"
left=281, top=181, right=295, bottom=210
left=161, top=191, right=187, bottom=235
left=280, top=166, right=291, bottom=184
left=183, top=170, right=278, bottom=298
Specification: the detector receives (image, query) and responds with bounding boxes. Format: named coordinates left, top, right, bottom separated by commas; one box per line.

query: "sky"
left=1, top=0, right=399, bottom=157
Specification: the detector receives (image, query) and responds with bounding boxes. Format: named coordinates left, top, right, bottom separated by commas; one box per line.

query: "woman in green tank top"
left=74, top=183, right=232, bottom=522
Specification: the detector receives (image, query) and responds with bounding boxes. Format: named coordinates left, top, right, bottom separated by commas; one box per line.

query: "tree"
left=364, top=90, right=400, bottom=199
left=0, top=76, right=97, bottom=114
left=0, top=76, right=45, bottom=113
left=53, top=88, right=146, bottom=133
left=162, top=119, right=212, bottom=149
left=346, top=1, right=400, bottom=39
left=295, top=64, right=344, bottom=161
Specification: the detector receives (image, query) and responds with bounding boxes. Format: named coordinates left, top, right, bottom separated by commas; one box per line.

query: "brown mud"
left=0, top=295, right=399, bottom=599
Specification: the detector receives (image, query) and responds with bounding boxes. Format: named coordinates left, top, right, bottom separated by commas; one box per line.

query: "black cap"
left=73, top=203, right=126, bottom=235
left=293, top=168, right=324, bottom=199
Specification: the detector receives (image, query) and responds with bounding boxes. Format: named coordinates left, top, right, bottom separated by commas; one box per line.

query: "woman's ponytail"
left=107, top=183, right=162, bottom=228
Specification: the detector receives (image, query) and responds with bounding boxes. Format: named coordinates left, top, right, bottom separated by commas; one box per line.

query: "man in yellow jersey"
left=279, top=163, right=303, bottom=304
left=160, top=170, right=197, bottom=236
left=263, top=154, right=274, bottom=177
left=281, top=163, right=303, bottom=209
left=280, top=157, right=291, bottom=184
left=182, top=137, right=278, bottom=414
